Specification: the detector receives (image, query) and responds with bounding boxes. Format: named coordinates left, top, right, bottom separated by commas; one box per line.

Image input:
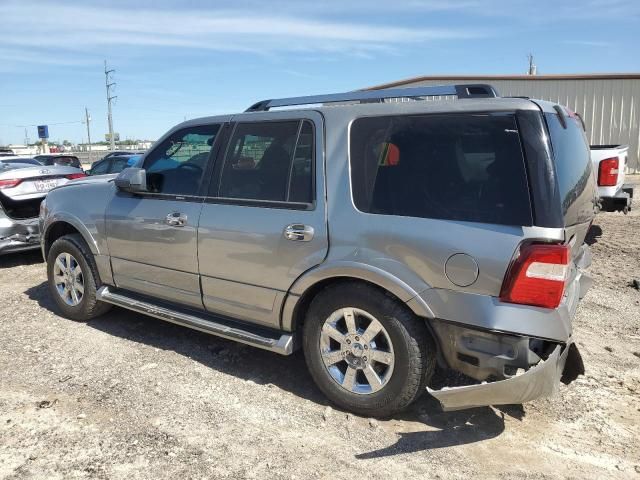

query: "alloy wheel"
left=53, top=252, right=85, bottom=306
left=319, top=307, right=395, bottom=395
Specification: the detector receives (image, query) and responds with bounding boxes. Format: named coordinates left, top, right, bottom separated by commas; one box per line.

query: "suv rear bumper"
left=428, top=340, right=583, bottom=411
left=0, top=213, right=41, bottom=255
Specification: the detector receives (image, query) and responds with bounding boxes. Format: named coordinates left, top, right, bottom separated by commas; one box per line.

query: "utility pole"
left=24, top=128, right=29, bottom=146
left=104, top=60, right=117, bottom=151
left=527, top=53, right=537, bottom=76
left=84, top=107, right=92, bottom=162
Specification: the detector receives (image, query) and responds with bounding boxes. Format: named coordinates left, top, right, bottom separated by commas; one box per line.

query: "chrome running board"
left=97, top=286, right=294, bottom=355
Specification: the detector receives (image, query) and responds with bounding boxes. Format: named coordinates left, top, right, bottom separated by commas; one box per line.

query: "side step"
left=96, top=286, right=294, bottom=355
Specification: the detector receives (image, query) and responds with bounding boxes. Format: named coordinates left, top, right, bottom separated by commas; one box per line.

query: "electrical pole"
left=527, top=53, right=537, bottom=76
left=104, top=60, right=117, bottom=151
left=84, top=107, right=92, bottom=162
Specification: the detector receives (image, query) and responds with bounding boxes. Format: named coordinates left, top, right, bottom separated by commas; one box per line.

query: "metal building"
left=367, top=74, right=640, bottom=172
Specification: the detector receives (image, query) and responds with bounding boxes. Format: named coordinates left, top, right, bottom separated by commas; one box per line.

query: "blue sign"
left=37, top=125, right=49, bottom=139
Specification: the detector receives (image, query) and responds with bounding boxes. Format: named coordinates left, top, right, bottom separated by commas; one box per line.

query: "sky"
left=0, top=0, right=639, bottom=145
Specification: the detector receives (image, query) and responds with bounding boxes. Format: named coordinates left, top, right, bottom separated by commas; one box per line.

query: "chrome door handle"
left=165, top=212, right=187, bottom=227
left=284, top=224, right=314, bottom=242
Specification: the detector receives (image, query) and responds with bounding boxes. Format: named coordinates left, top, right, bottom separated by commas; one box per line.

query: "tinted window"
left=90, top=159, right=109, bottom=174
left=111, top=156, right=133, bottom=173
left=143, top=124, right=219, bottom=195
left=544, top=112, right=595, bottom=225
left=39, top=156, right=79, bottom=167
left=350, top=114, right=532, bottom=226
left=217, top=120, right=313, bottom=204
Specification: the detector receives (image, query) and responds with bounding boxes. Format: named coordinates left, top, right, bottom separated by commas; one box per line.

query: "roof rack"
left=245, top=84, right=499, bottom=112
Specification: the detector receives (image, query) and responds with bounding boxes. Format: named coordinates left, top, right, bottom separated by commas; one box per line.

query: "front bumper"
left=428, top=341, right=583, bottom=411
left=0, top=215, right=41, bottom=255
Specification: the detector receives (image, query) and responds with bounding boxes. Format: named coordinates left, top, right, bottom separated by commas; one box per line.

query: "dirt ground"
left=1, top=180, right=639, bottom=480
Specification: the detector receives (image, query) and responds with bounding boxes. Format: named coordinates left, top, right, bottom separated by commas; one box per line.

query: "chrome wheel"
left=53, top=252, right=84, bottom=306
left=319, top=308, right=395, bottom=395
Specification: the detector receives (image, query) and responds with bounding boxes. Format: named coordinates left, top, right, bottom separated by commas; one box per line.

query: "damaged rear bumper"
left=428, top=341, right=584, bottom=411
left=0, top=215, right=41, bottom=255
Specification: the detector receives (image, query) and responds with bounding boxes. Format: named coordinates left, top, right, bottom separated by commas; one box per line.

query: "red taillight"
left=598, top=157, right=619, bottom=186
left=0, top=178, right=22, bottom=189
left=65, top=173, right=87, bottom=180
left=500, top=243, right=570, bottom=309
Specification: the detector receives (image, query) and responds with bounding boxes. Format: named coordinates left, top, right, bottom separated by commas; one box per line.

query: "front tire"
left=303, top=282, right=435, bottom=417
left=47, top=234, right=111, bottom=321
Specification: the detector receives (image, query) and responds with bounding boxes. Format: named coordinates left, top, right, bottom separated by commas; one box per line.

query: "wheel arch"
left=281, top=263, right=436, bottom=334
left=43, top=216, right=99, bottom=259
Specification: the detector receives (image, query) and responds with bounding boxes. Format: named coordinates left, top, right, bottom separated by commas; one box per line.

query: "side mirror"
left=115, top=167, right=147, bottom=193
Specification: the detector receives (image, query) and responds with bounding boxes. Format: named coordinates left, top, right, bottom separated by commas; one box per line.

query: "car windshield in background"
left=34, top=155, right=81, bottom=168
left=350, top=113, right=533, bottom=226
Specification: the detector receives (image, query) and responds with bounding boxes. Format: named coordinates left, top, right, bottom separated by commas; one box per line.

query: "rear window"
left=349, top=113, right=532, bottom=226
left=544, top=112, right=595, bottom=225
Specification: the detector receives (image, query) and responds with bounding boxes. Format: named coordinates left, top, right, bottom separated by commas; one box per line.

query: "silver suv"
left=40, top=84, right=595, bottom=416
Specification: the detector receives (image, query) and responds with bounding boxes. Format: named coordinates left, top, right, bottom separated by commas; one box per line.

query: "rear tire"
left=47, top=234, right=111, bottom=321
left=303, top=282, right=435, bottom=417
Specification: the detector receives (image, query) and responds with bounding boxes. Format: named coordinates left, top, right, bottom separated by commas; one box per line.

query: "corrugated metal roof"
left=367, top=73, right=640, bottom=90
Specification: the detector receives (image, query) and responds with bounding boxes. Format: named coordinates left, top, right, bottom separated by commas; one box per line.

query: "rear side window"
left=350, top=113, right=532, bottom=226
left=544, top=112, right=595, bottom=225
left=217, top=120, right=313, bottom=204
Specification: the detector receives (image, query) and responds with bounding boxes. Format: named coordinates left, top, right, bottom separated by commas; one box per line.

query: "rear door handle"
left=165, top=212, right=187, bottom=227
left=284, top=224, right=314, bottom=242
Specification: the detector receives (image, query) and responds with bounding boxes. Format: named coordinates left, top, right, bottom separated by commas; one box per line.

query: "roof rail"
left=245, top=83, right=499, bottom=112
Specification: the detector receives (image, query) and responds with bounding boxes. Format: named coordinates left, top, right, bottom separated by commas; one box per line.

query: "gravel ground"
left=1, top=179, right=639, bottom=479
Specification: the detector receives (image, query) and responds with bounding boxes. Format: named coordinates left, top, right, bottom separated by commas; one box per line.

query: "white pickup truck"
left=591, top=144, right=634, bottom=213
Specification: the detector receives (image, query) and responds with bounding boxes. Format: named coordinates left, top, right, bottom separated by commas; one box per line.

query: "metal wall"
left=382, top=78, right=640, bottom=172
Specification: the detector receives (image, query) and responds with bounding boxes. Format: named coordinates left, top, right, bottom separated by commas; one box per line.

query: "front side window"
left=90, top=159, right=109, bottom=174
left=111, top=156, right=132, bottom=173
left=143, top=124, right=220, bottom=195
left=217, top=120, right=313, bottom=204
left=350, top=113, right=532, bottom=226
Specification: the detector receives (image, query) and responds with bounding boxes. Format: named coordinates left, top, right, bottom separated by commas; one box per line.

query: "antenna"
left=105, top=60, right=117, bottom=151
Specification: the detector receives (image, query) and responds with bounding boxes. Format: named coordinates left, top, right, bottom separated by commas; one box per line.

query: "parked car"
left=0, top=163, right=85, bottom=254
left=34, top=154, right=82, bottom=169
left=87, top=154, right=142, bottom=175
left=39, top=84, right=595, bottom=416
left=590, top=144, right=634, bottom=213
